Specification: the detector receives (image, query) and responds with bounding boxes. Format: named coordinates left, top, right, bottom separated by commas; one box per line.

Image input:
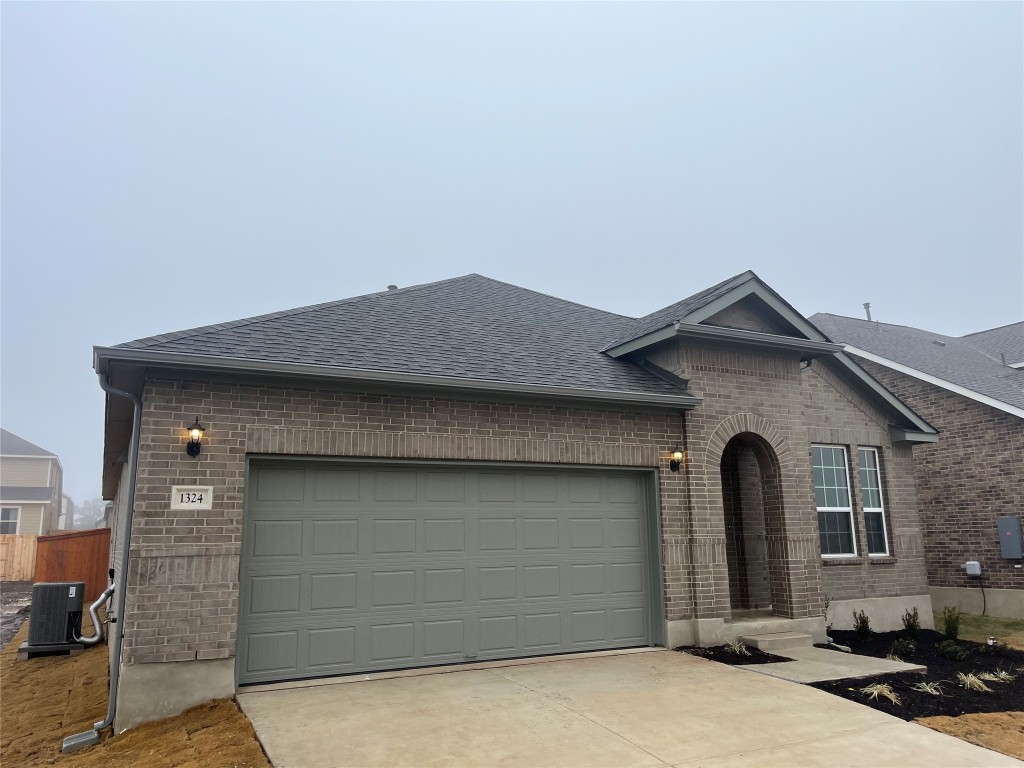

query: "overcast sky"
left=2, top=2, right=1022, bottom=504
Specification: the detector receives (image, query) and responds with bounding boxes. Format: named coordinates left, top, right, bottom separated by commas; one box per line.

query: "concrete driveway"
left=238, top=649, right=1019, bottom=768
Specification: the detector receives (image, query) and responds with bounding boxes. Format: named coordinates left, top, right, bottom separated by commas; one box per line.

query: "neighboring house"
left=95, top=271, right=938, bottom=730
left=61, top=494, right=76, bottom=530
left=811, top=314, right=1024, bottom=619
left=0, top=428, right=63, bottom=536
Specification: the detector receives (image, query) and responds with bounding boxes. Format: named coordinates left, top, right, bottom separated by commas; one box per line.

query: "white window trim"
left=0, top=506, right=21, bottom=535
left=812, top=444, right=858, bottom=558
left=859, top=447, right=890, bottom=557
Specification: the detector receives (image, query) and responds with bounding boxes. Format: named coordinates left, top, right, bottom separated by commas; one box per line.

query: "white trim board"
left=843, top=346, right=1024, bottom=420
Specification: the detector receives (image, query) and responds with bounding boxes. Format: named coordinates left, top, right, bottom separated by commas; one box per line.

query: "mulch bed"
left=675, top=644, right=793, bottom=665
left=810, top=629, right=1024, bottom=720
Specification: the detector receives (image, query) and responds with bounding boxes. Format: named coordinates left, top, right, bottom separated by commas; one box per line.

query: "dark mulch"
left=675, top=644, right=793, bottom=665
left=811, top=628, right=1024, bottom=720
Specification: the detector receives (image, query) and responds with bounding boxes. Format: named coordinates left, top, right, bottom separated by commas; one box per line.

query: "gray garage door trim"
left=237, top=459, right=662, bottom=686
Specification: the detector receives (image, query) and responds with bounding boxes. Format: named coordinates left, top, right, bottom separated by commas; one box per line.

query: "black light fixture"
left=669, top=448, right=684, bottom=473
left=186, top=417, right=206, bottom=458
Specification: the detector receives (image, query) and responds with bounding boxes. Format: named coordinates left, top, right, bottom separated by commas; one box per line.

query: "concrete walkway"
left=738, top=645, right=927, bottom=683
left=237, top=650, right=1019, bottom=767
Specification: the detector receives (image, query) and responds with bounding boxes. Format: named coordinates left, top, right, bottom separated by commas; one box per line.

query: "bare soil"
left=0, top=619, right=270, bottom=768
left=918, top=711, right=1024, bottom=760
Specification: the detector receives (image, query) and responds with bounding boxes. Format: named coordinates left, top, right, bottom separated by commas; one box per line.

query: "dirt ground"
left=0, top=580, right=33, bottom=648
left=0, top=618, right=270, bottom=768
left=918, top=711, right=1024, bottom=760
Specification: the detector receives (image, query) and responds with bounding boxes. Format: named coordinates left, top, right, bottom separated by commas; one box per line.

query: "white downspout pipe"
left=61, top=374, right=142, bottom=753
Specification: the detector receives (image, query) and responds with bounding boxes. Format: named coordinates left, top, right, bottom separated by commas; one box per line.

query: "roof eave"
left=93, top=346, right=702, bottom=411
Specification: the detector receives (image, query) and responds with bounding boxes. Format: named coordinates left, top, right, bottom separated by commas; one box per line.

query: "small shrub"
left=911, top=681, right=944, bottom=696
left=976, top=671, right=1009, bottom=684
left=853, top=609, right=872, bottom=643
left=901, top=607, right=920, bottom=638
left=993, top=669, right=1017, bottom=682
left=957, top=672, right=992, bottom=692
left=890, top=637, right=916, bottom=659
left=860, top=682, right=901, bottom=705
left=938, top=639, right=970, bottom=661
left=726, top=640, right=751, bottom=657
left=941, top=606, right=961, bottom=640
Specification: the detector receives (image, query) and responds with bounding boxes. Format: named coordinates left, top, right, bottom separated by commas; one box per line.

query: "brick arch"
left=703, top=413, right=799, bottom=617
left=704, top=413, right=794, bottom=474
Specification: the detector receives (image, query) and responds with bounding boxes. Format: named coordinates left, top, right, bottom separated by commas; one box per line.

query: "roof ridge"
left=960, top=320, right=1024, bottom=337
left=464, top=274, right=635, bottom=321
left=117, top=274, right=482, bottom=350
left=811, top=313, right=961, bottom=338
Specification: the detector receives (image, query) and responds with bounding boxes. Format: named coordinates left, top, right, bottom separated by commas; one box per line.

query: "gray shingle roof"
left=604, top=271, right=752, bottom=349
left=809, top=314, right=1024, bottom=412
left=114, top=274, right=691, bottom=399
left=0, top=486, right=53, bottom=502
left=1, top=429, right=55, bottom=457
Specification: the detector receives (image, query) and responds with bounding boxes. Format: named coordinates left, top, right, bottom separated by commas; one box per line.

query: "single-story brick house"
left=95, top=271, right=939, bottom=730
left=811, top=313, right=1024, bottom=619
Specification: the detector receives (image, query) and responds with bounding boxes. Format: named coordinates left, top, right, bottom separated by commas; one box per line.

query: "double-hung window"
left=0, top=507, right=19, bottom=534
left=811, top=446, right=856, bottom=556
left=858, top=448, right=889, bottom=556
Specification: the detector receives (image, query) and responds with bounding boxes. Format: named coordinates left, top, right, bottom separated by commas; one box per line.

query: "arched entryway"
left=719, top=432, right=786, bottom=618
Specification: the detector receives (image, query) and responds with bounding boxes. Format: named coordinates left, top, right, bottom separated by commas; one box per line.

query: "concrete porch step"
left=737, top=631, right=814, bottom=651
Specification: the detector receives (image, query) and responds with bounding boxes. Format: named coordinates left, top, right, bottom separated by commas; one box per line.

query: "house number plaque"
left=170, top=486, right=214, bottom=511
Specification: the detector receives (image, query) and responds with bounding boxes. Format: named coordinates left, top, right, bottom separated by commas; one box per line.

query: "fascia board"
left=888, top=427, right=939, bottom=444
left=605, top=322, right=841, bottom=360
left=673, top=323, right=842, bottom=356
left=844, top=346, right=1024, bottom=420
left=94, top=347, right=702, bottom=410
left=829, top=352, right=939, bottom=433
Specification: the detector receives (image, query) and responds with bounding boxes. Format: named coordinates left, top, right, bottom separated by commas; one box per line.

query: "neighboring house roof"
left=1, top=428, right=56, bottom=458
left=0, top=486, right=54, bottom=502
left=810, top=314, right=1024, bottom=418
left=961, top=321, right=1024, bottom=367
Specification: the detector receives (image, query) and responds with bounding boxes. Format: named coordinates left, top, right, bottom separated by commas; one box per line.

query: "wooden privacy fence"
left=0, top=535, right=37, bottom=581
left=34, top=528, right=111, bottom=601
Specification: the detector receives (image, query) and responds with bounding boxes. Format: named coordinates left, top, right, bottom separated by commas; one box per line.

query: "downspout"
left=62, top=374, right=142, bottom=753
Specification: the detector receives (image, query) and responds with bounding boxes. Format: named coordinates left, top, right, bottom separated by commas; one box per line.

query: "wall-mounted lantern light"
left=670, top=448, right=684, bottom=473
left=186, top=417, right=206, bottom=458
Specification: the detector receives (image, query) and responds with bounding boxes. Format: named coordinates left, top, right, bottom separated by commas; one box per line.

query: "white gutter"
left=843, top=346, right=1024, bottom=420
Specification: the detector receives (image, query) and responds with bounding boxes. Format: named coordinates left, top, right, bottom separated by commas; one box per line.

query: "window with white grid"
left=0, top=507, right=19, bottom=535
left=858, top=447, right=889, bottom=556
left=811, top=446, right=856, bottom=556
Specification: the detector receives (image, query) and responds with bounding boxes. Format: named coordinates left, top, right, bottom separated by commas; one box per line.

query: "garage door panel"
left=239, top=464, right=653, bottom=685
left=313, top=470, right=360, bottom=502
left=311, top=520, right=359, bottom=555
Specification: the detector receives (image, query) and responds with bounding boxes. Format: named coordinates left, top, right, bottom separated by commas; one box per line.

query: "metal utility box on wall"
left=998, top=516, right=1023, bottom=559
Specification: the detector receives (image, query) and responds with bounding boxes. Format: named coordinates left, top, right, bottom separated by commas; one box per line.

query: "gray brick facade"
left=859, top=361, right=1024, bottom=593
left=110, top=339, right=931, bottom=668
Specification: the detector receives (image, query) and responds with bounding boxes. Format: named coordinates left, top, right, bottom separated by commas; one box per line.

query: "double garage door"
left=238, top=462, right=655, bottom=685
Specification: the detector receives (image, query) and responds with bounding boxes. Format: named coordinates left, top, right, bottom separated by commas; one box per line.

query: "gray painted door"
left=238, top=463, right=652, bottom=685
